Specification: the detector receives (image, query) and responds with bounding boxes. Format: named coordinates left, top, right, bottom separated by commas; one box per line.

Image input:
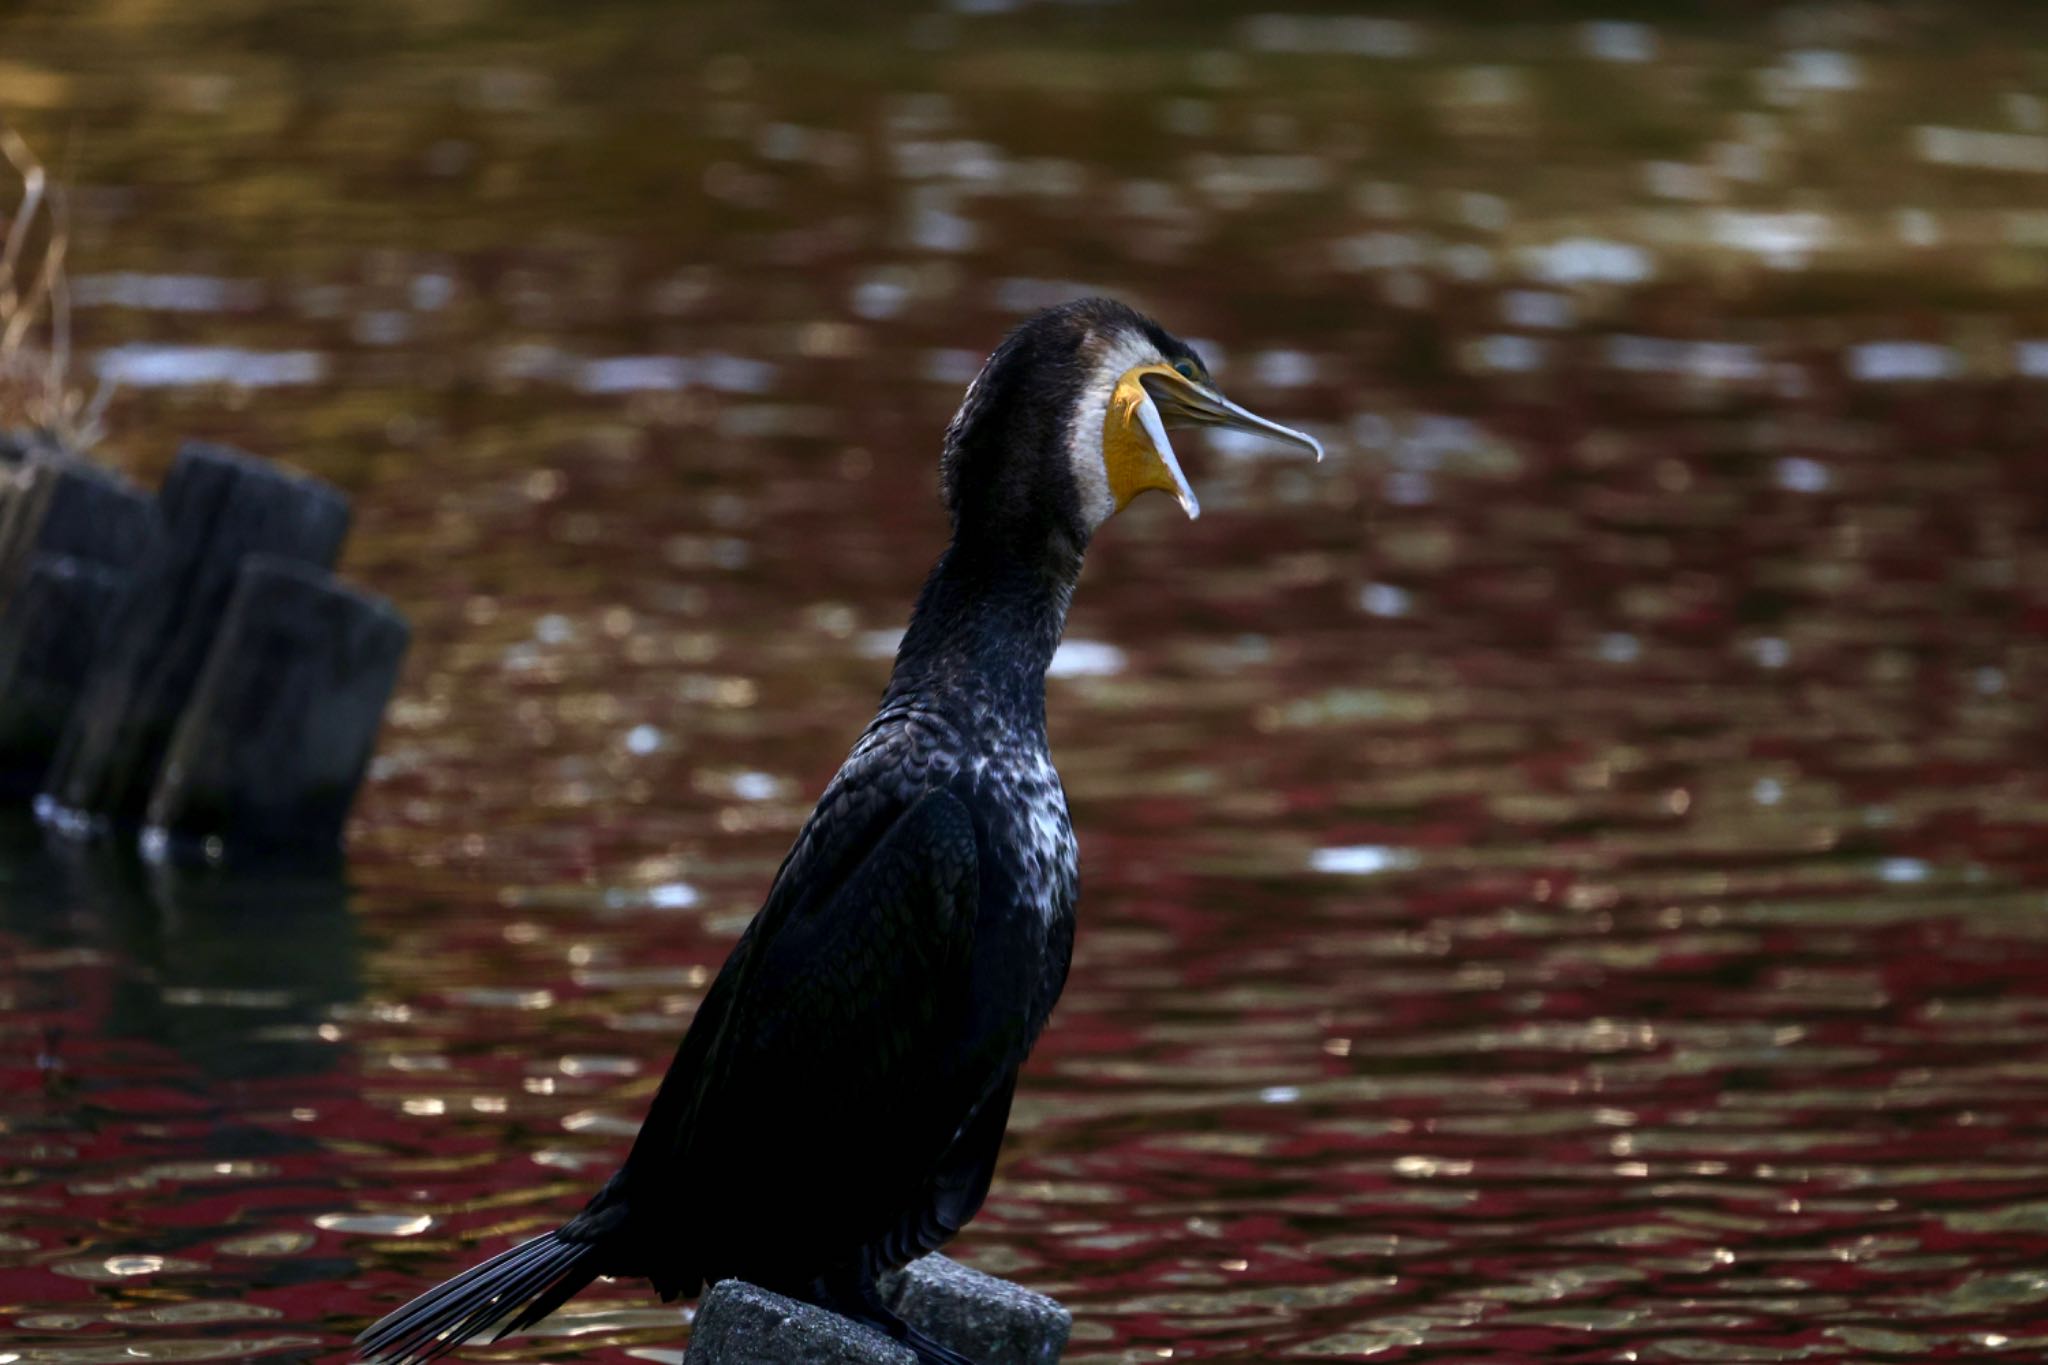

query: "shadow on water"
left=0, top=821, right=361, bottom=1364
left=0, top=815, right=362, bottom=1082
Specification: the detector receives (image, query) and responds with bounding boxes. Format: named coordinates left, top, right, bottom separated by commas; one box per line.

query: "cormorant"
left=354, top=297, right=1321, bottom=1365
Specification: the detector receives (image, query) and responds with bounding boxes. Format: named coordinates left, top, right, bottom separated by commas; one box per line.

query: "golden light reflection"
left=9, top=5, right=2048, bottom=1362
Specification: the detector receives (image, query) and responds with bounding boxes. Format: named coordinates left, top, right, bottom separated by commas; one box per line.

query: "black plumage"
left=355, top=299, right=1290, bottom=1365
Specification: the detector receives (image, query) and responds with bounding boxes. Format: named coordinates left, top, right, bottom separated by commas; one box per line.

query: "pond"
left=4, top=4, right=2048, bottom=1361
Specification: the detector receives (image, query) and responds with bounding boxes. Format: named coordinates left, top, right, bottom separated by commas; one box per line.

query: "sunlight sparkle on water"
left=14, top=9, right=2048, bottom=1362
left=1310, top=846, right=1422, bottom=876
left=93, top=344, right=327, bottom=388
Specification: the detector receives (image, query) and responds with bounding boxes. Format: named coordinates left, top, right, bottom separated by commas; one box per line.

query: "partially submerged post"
left=0, top=555, right=132, bottom=798
left=2, top=130, right=403, bottom=858
left=0, top=453, right=157, bottom=795
left=142, top=555, right=408, bottom=866
left=0, top=452, right=155, bottom=592
left=38, top=442, right=351, bottom=834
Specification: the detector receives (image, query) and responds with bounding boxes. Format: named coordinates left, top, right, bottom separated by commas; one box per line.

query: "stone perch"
left=684, top=1255, right=1069, bottom=1364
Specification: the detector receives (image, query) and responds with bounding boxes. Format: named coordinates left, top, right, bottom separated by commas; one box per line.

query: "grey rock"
left=685, top=1279, right=916, bottom=1365
left=881, top=1256, right=1070, bottom=1365
left=685, top=1257, right=1068, bottom=1364
left=39, top=442, right=350, bottom=832
left=142, top=554, right=407, bottom=866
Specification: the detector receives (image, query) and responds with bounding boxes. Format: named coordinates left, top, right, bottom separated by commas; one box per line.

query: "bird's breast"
left=967, top=742, right=1077, bottom=929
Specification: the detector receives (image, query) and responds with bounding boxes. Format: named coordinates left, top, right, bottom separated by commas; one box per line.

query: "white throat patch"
left=1064, top=328, right=1164, bottom=532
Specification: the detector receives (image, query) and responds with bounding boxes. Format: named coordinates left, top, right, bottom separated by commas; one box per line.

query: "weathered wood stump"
left=142, top=555, right=408, bottom=866
left=0, top=453, right=155, bottom=592
left=0, top=451, right=159, bottom=796
left=38, top=442, right=351, bottom=834
left=0, top=555, right=134, bottom=798
left=685, top=1256, right=1070, bottom=1365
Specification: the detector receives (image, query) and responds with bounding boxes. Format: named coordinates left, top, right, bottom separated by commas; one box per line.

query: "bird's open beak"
left=1104, top=364, right=1324, bottom=521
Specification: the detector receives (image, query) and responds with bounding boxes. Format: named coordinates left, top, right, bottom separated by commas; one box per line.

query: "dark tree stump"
left=0, top=555, right=133, bottom=798
left=0, top=452, right=155, bottom=598
left=38, top=443, right=351, bottom=833
left=0, top=453, right=157, bottom=797
left=142, top=555, right=407, bottom=866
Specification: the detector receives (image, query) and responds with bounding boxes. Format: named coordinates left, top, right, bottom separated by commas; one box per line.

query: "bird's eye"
left=1171, top=358, right=1201, bottom=382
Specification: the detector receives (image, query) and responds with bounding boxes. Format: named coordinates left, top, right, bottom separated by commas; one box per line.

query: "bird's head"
left=939, top=298, right=1322, bottom=552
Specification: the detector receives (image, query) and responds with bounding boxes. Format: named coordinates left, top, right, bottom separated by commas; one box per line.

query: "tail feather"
left=355, top=1229, right=601, bottom=1364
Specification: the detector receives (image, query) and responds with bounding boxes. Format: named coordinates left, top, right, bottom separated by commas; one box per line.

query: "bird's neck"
left=885, top=534, right=1080, bottom=731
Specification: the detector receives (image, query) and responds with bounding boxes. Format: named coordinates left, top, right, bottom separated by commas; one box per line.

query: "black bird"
left=354, top=298, right=1321, bottom=1365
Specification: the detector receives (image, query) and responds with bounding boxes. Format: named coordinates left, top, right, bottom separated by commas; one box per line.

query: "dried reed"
left=0, top=120, right=105, bottom=450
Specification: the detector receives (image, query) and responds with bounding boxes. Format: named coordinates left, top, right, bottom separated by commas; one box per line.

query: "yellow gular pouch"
left=1099, top=358, right=1321, bottom=520
left=1102, top=363, right=1199, bottom=517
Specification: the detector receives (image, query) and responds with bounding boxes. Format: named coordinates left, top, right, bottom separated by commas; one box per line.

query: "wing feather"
left=615, top=755, right=1009, bottom=1290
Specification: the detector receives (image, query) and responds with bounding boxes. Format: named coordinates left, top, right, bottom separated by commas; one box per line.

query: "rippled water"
left=6, top=5, right=2048, bottom=1361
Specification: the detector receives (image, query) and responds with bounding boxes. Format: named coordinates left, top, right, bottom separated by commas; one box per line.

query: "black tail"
left=354, top=1228, right=602, bottom=1363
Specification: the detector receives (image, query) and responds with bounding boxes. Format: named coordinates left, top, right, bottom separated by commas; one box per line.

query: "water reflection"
left=0, top=818, right=361, bottom=1079
left=92, top=345, right=327, bottom=390
left=3, top=3, right=2048, bottom=1363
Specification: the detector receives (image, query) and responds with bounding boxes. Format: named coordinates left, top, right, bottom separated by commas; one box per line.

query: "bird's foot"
left=800, top=1272, right=980, bottom=1365
left=897, top=1319, right=979, bottom=1365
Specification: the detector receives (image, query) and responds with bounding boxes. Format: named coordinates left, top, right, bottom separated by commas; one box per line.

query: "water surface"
left=5, top=5, right=2048, bottom=1361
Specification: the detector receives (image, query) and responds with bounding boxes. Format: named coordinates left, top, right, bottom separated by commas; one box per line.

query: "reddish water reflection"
left=6, top=5, right=2048, bottom=1362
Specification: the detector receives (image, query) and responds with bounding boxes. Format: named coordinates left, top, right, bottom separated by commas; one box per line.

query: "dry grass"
left=0, top=120, right=103, bottom=450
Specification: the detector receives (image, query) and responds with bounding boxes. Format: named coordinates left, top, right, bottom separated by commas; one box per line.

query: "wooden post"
left=0, top=449, right=158, bottom=797
left=0, top=555, right=134, bottom=798
left=142, top=554, right=408, bottom=866
left=0, top=452, right=155, bottom=596
left=38, top=443, right=351, bottom=833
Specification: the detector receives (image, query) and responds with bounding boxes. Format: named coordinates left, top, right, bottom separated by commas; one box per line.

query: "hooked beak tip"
left=1151, top=371, right=1324, bottom=465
